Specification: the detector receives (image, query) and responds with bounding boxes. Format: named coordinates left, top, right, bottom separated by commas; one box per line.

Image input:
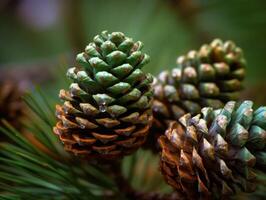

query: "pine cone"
left=0, top=80, right=25, bottom=132
left=54, top=31, right=153, bottom=159
left=159, top=100, right=266, bottom=199
left=153, top=39, right=246, bottom=141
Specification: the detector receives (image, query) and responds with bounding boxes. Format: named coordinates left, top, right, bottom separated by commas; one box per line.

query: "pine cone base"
left=54, top=104, right=152, bottom=159
left=54, top=31, right=153, bottom=159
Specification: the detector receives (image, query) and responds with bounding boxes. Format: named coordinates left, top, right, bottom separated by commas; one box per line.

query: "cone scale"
left=54, top=31, right=153, bottom=159
left=159, top=101, right=266, bottom=199
left=146, top=39, right=247, bottom=152
left=153, top=39, right=246, bottom=132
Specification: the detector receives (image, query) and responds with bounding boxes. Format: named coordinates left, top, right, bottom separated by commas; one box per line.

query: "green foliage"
left=0, top=86, right=170, bottom=199
left=0, top=89, right=117, bottom=199
left=123, top=149, right=172, bottom=193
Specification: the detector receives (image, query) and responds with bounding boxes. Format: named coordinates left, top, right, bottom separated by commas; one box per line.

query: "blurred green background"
left=1, top=0, right=266, bottom=94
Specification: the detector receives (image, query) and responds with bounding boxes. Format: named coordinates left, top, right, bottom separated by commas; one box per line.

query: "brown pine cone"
left=158, top=100, right=266, bottom=199
left=147, top=39, right=246, bottom=153
left=54, top=31, right=153, bottom=159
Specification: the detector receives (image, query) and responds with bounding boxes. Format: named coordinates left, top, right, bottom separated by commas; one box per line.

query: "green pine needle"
left=0, top=89, right=117, bottom=199
left=0, top=86, right=172, bottom=199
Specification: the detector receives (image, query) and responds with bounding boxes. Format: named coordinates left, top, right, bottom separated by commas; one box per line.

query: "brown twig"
left=108, top=160, right=135, bottom=199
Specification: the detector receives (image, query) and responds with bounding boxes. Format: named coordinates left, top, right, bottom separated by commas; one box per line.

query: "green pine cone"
left=54, top=31, right=153, bottom=159
left=151, top=39, right=246, bottom=147
left=159, top=100, right=266, bottom=199
left=201, top=100, right=266, bottom=169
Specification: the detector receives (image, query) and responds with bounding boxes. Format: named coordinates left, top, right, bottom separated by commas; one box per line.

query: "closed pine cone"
left=148, top=39, right=246, bottom=152
left=54, top=31, right=153, bottom=159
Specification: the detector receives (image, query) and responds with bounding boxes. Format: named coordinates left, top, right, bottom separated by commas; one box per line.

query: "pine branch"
left=0, top=89, right=117, bottom=199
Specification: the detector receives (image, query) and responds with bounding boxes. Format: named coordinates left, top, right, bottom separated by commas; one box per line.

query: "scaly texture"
left=159, top=101, right=266, bottom=199
left=153, top=39, right=246, bottom=139
left=54, top=31, right=153, bottom=159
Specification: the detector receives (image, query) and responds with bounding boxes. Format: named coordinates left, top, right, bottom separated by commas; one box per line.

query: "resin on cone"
left=159, top=101, right=266, bottom=199
left=153, top=39, right=246, bottom=138
left=54, top=31, right=153, bottom=159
